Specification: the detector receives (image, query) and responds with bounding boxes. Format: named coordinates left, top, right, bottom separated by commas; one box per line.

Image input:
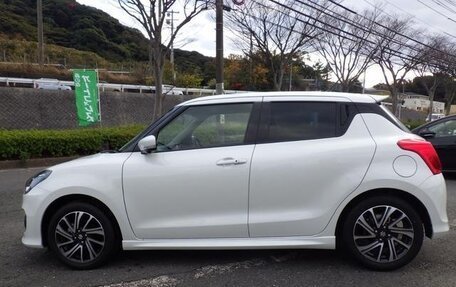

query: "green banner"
left=73, top=70, right=100, bottom=126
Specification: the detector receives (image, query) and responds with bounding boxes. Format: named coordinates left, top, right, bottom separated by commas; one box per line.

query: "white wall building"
left=401, top=93, right=445, bottom=114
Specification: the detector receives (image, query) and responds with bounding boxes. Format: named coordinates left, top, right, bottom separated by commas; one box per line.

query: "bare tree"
left=117, top=0, right=208, bottom=119
left=415, top=36, right=451, bottom=118
left=316, top=9, right=380, bottom=92
left=437, top=43, right=456, bottom=115
left=372, top=15, right=425, bottom=116
left=443, top=77, right=456, bottom=115
left=226, top=0, right=322, bottom=91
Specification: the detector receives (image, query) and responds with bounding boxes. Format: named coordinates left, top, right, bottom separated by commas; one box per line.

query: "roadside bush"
left=402, top=119, right=426, bottom=130
left=0, top=125, right=145, bottom=160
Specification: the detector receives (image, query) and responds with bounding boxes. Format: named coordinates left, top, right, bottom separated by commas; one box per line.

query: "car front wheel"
left=342, top=196, right=424, bottom=270
left=47, top=202, right=117, bottom=269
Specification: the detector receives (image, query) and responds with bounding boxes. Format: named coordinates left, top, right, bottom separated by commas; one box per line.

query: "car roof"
left=179, top=91, right=388, bottom=106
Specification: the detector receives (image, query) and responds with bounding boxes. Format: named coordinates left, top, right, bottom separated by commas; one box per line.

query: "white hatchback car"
left=22, top=92, right=449, bottom=270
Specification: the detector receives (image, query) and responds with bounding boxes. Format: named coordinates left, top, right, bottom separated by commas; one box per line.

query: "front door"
left=123, top=102, right=258, bottom=239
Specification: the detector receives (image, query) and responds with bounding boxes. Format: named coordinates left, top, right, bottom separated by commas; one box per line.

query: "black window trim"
left=355, top=102, right=410, bottom=132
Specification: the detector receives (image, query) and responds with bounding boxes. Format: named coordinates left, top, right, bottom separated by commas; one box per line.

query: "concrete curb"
left=0, top=156, right=79, bottom=170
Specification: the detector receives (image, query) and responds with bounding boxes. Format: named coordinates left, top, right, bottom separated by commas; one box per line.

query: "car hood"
left=47, top=152, right=132, bottom=172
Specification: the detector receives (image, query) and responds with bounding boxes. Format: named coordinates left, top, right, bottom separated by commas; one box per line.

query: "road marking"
left=194, top=258, right=266, bottom=279
left=450, top=219, right=456, bottom=229
left=100, top=275, right=180, bottom=287
left=270, top=251, right=299, bottom=263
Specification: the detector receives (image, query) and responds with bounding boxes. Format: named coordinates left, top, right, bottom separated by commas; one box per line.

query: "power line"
left=326, top=0, right=358, bottom=15
left=265, top=0, right=439, bottom=63
left=258, top=0, right=456, bottom=71
left=431, top=0, right=456, bottom=15
left=416, top=0, right=456, bottom=24
left=248, top=0, right=427, bottom=67
left=320, top=0, right=456, bottom=61
left=376, top=0, right=456, bottom=40
left=292, top=0, right=431, bottom=62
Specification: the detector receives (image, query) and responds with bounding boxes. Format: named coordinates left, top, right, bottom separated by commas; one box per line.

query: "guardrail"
left=0, top=77, right=246, bottom=96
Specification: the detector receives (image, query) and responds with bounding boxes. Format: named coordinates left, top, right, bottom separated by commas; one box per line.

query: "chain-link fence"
left=0, top=87, right=194, bottom=130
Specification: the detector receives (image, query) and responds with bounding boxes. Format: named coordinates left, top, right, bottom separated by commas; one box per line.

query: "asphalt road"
left=1, top=168, right=455, bottom=287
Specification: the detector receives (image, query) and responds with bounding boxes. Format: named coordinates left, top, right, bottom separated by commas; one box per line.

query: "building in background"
left=400, top=93, right=445, bottom=114
left=451, top=105, right=456, bottom=115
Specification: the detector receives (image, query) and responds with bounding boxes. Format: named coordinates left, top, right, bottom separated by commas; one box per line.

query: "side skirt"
left=123, top=236, right=335, bottom=250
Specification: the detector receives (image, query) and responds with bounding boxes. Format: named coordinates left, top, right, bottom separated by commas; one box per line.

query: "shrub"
left=0, top=125, right=145, bottom=160
left=402, top=119, right=425, bottom=130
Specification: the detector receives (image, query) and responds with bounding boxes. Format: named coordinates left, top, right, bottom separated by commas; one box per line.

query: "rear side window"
left=264, top=102, right=337, bottom=142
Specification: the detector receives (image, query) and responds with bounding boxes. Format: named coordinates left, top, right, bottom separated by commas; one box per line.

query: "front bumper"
left=22, top=186, right=47, bottom=248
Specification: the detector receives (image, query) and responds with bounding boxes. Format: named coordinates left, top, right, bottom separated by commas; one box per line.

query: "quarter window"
left=156, top=103, right=253, bottom=151
left=265, top=102, right=337, bottom=142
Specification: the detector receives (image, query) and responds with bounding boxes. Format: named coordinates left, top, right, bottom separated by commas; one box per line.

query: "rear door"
left=426, top=118, right=456, bottom=171
left=248, top=97, right=376, bottom=237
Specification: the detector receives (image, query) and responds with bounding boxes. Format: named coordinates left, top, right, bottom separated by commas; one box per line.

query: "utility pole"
left=289, top=64, right=292, bottom=91
left=215, top=0, right=224, bottom=95
left=166, top=11, right=179, bottom=84
left=37, top=0, right=44, bottom=67
left=249, top=33, right=253, bottom=88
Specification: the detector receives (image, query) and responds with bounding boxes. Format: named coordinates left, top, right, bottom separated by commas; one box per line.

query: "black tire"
left=47, top=202, right=117, bottom=269
left=342, top=196, right=424, bottom=270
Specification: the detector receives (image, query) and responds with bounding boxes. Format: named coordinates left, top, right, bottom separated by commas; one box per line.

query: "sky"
left=76, top=0, right=456, bottom=88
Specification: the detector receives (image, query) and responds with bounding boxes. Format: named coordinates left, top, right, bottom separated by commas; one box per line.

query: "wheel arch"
left=335, top=188, right=433, bottom=248
left=41, top=194, right=123, bottom=247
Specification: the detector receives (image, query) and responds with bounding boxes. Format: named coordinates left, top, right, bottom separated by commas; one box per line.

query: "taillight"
left=397, top=139, right=442, bottom=175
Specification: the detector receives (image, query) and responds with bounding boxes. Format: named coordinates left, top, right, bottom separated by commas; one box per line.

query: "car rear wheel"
left=342, top=196, right=424, bottom=270
left=47, top=202, right=117, bottom=269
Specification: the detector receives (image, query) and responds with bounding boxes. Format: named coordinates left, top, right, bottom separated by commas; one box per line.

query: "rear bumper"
left=419, top=174, right=449, bottom=238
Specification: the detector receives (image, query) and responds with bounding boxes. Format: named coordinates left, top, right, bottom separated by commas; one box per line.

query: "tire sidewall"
left=47, top=201, right=117, bottom=269
left=342, top=196, right=424, bottom=270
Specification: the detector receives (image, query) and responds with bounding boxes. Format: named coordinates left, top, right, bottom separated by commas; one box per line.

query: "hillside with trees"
left=0, top=0, right=214, bottom=75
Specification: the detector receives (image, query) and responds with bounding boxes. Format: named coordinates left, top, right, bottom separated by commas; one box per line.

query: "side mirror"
left=419, top=129, right=436, bottom=139
left=138, top=135, right=157, bottom=154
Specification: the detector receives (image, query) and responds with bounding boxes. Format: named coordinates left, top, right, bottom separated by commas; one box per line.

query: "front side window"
left=428, top=119, right=456, bottom=137
left=156, top=103, right=253, bottom=151
left=265, top=102, right=337, bottom=142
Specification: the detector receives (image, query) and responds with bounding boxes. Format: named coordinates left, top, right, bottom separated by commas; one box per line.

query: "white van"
left=36, top=78, right=72, bottom=91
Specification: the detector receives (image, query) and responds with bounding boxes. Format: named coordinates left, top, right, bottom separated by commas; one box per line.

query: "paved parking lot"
left=1, top=168, right=455, bottom=287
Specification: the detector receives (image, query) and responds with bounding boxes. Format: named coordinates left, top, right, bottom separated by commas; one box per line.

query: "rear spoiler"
left=369, top=95, right=389, bottom=103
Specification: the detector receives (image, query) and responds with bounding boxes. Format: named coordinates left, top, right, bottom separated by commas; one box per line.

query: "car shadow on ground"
left=28, top=248, right=353, bottom=272
left=103, top=248, right=369, bottom=280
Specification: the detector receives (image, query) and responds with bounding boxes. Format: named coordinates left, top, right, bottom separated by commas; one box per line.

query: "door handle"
left=216, top=157, right=247, bottom=166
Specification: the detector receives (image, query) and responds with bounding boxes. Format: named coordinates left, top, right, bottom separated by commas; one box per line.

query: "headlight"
left=25, top=170, right=52, bottom=194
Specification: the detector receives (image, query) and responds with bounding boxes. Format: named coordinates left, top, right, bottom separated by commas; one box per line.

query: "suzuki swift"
left=22, top=92, right=449, bottom=270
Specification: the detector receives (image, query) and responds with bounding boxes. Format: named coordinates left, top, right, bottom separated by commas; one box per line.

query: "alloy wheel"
left=353, top=205, right=415, bottom=263
left=54, top=211, right=105, bottom=263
